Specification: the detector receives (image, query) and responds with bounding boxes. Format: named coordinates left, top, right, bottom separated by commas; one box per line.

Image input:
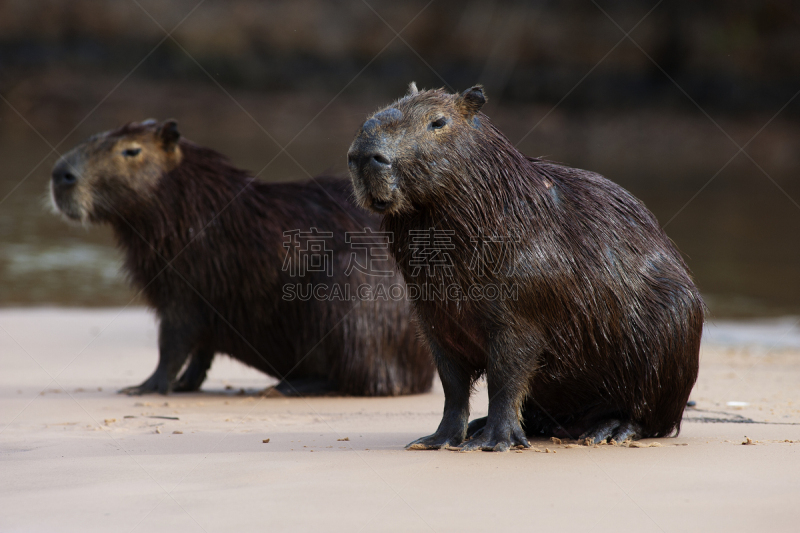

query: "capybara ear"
left=407, top=81, right=419, bottom=96
left=158, top=120, right=180, bottom=149
left=455, top=85, right=486, bottom=119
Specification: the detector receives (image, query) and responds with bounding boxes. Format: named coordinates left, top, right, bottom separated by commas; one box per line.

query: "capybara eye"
left=430, top=117, right=448, bottom=130
left=123, top=148, right=142, bottom=157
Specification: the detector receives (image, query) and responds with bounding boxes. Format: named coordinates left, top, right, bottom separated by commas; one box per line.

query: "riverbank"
left=1, top=308, right=798, bottom=532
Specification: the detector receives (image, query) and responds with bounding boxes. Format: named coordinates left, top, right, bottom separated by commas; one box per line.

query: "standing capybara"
left=51, top=119, right=433, bottom=396
left=347, top=84, right=704, bottom=451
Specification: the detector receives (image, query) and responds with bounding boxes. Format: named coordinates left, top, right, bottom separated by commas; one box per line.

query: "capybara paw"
left=460, top=424, right=530, bottom=452
left=406, top=432, right=464, bottom=450
left=273, top=377, right=336, bottom=397
left=580, top=419, right=642, bottom=445
left=172, top=379, right=201, bottom=393
left=118, top=384, right=156, bottom=396
left=173, top=373, right=203, bottom=393
left=118, top=376, right=170, bottom=396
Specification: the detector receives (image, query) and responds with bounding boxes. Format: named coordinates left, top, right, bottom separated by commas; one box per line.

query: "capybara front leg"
left=460, top=382, right=530, bottom=452
left=466, top=416, right=488, bottom=438
left=119, top=316, right=197, bottom=395
left=407, top=353, right=473, bottom=450
left=461, top=336, right=536, bottom=452
left=173, top=347, right=215, bottom=392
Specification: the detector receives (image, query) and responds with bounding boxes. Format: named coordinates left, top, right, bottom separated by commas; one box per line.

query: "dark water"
left=1, top=79, right=799, bottom=317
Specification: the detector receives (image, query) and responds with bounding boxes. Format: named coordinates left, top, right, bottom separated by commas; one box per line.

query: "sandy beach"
left=1, top=308, right=799, bottom=532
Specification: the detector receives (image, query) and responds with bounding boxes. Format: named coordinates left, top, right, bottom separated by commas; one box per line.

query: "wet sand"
left=2, top=308, right=799, bottom=532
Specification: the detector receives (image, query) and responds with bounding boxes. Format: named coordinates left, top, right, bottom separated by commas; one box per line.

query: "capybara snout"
left=50, top=157, right=82, bottom=219
left=51, top=158, right=78, bottom=188
left=347, top=107, right=408, bottom=213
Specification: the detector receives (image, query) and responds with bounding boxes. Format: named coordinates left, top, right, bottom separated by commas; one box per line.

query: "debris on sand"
left=628, top=441, right=663, bottom=448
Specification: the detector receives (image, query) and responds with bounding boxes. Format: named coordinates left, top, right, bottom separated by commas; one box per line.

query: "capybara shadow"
left=51, top=119, right=433, bottom=396
left=348, top=83, right=703, bottom=451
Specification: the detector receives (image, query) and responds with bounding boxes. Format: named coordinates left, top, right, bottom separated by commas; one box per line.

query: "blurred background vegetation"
left=0, top=0, right=798, bottom=317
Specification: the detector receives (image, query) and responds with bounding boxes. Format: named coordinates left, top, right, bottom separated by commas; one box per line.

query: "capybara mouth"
left=49, top=182, right=80, bottom=221
left=50, top=194, right=84, bottom=221
left=348, top=165, right=401, bottom=214
left=371, top=197, right=392, bottom=213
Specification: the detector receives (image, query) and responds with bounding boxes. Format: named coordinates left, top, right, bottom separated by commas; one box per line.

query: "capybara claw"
left=611, top=421, right=642, bottom=443
left=118, top=385, right=151, bottom=396
left=406, top=433, right=463, bottom=450
left=171, top=379, right=200, bottom=393
left=460, top=425, right=530, bottom=452
left=581, top=419, right=643, bottom=445
left=118, top=376, right=169, bottom=396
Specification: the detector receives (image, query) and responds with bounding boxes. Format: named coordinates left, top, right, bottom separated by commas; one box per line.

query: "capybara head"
left=347, top=83, right=488, bottom=215
left=50, top=119, right=182, bottom=223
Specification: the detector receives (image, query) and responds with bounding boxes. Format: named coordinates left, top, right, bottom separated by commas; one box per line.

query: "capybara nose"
left=348, top=151, right=392, bottom=172
left=369, top=153, right=392, bottom=169
left=52, top=163, right=78, bottom=187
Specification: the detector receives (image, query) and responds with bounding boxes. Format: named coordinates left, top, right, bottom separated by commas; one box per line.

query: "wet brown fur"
left=348, top=85, right=703, bottom=448
left=51, top=120, right=434, bottom=396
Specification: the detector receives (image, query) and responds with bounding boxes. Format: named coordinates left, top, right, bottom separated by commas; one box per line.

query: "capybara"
left=347, top=83, right=704, bottom=451
left=50, top=119, right=433, bottom=396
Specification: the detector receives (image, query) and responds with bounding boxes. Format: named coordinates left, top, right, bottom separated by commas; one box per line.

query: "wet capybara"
left=348, top=84, right=704, bottom=451
left=51, top=119, right=433, bottom=396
